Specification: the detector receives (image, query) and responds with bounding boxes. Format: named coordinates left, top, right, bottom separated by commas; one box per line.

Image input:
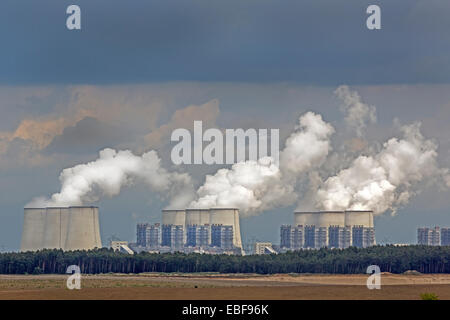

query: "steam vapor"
left=190, top=112, right=335, bottom=217
left=29, top=86, right=450, bottom=218
left=315, top=122, right=442, bottom=214
left=27, top=148, right=194, bottom=209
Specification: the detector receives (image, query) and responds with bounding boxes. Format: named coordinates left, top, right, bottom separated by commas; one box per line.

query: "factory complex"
left=132, top=208, right=243, bottom=255
left=280, top=210, right=375, bottom=250
left=20, top=205, right=379, bottom=255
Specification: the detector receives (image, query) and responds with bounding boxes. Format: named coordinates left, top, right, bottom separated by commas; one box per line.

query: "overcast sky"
left=0, top=1, right=450, bottom=250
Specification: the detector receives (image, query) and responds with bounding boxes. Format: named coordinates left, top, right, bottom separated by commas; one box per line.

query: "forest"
left=0, top=245, right=449, bottom=275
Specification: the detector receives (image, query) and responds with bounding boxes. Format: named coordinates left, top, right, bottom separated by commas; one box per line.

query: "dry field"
left=0, top=273, right=449, bottom=300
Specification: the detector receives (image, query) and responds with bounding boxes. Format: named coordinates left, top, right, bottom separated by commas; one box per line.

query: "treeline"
left=1, top=245, right=449, bottom=275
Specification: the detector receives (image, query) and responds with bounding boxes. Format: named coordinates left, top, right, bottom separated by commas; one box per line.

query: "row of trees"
left=0, top=245, right=449, bottom=275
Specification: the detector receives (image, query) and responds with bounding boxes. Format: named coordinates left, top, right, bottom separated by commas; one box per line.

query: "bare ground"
left=0, top=273, right=449, bottom=300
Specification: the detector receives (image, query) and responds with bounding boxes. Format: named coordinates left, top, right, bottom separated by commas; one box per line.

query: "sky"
left=0, top=1, right=450, bottom=250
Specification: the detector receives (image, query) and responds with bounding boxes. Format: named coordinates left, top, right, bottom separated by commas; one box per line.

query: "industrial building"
left=110, top=241, right=133, bottom=254
left=137, top=223, right=160, bottom=248
left=441, top=228, right=450, bottom=246
left=133, top=208, right=243, bottom=254
left=281, top=210, right=375, bottom=250
left=21, top=206, right=102, bottom=252
left=254, top=242, right=276, bottom=255
left=416, top=226, right=450, bottom=246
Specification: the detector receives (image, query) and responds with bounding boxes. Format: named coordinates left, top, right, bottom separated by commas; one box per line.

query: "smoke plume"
left=335, top=85, right=376, bottom=137
left=27, top=148, right=194, bottom=209
left=190, top=112, right=335, bottom=216
left=315, top=122, right=442, bottom=214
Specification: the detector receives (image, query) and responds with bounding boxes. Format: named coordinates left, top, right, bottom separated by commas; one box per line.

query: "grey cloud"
left=0, top=0, right=449, bottom=85
left=44, top=117, right=132, bottom=154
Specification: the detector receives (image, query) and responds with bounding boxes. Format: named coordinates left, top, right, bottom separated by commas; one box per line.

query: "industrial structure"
left=110, top=241, right=133, bottom=254
left=21, top=206, right=102, bottom=252
left=417, top=226, right=450, bottom=246
left=132, top=208, right=243, bottom=254
left=137, top=223, right=160, bottom=248
left=281, top=210, right=375, bottom=250
left=254, top=242, right=276, bottom=255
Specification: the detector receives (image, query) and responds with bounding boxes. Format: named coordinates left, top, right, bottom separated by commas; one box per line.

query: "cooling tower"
left=344, top=210, right=373, bottom=227
left=209, top=208, right=242, bottom=249
left=20, top=206, right=102, bottom=251
left=42, top=207, right=69, bottom=249
left=20, top=208, right=46, bottom=252
left=65, top=206, right=102, bottom=251
left=185, top=208, right=210, bottom=226
left=162, top=209, right=186, bottom=226
left=162, top=209, right=186, bottom=242
left=294, top=211, right=345, bottom=227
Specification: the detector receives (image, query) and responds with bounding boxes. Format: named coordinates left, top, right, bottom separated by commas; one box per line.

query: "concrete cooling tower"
left=21, top=208, right=46, bottom=252
left=162, top=209, right=185, bottom=226
left=185, top=208, right=210, bottom=226
left=20, top=206, right=102, bottom=252
left=344, top=210, right=374, bottom=227
left=294, top=210, right=373, bottom=228
left=209, top=208, right=243, bottom=249
left=294, top=211, right=345, bottom=227
left=65, top=207, right=102, bottom=251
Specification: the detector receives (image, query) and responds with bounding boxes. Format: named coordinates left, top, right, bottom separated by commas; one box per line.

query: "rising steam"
left=189, top=112, right=335, bottom=217
left=335, top=85, right=376, bottom=137
left=315, top=122, right=442, bottom=214
left=28, top=86, right=450, bottom=218
left=27, top=148, right=194, bottom=209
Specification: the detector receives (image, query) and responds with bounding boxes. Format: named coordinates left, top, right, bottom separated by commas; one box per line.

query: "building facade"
left=418, top=226, right=440, bottom=246
left=136, top=223, right=160, bottom=248
left=211, top=224, right=234, bottom=250
left=441, top=228, right=450, bottom=246
left=280, top=224, right=375, bottom=250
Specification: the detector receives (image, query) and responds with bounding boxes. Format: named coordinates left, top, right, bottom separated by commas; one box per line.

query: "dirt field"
left=0, top=273, right=449, bottom=300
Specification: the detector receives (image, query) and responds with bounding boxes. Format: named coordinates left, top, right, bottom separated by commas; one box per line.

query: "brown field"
left=1, top=273, right=450, bottom=300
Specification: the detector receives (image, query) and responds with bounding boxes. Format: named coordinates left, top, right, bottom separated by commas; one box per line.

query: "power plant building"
left=161, top=225, right=184, bottom=249
left=137, top=223, right=160, bottom=248
left=418, top=226, right=441, bottom=246
left=186, top=224, right=210, bottom=247
left=211, top=225, right=234, bottom=250
left=442, top=228, right=450, bottom=246
left=135, top=208, right=243, bottom=254
left=21, top=206, right=102, bottom=252
left=281, top=210, right=375, bottom=250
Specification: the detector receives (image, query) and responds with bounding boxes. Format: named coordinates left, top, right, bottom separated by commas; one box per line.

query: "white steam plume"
left=315, top=122, right=442, bottom=214
left=190, top=112, right=335, bottom=216
left=280, top=112, right=335, bottom=175
left=27, top=148, right=194, bottom=208
left=335, top=85, right=376, bottom=137
left=190, top=157, right=289, bottom=214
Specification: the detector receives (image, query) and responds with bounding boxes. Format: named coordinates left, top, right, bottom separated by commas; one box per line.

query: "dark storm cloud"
left=1, top=0, right=449, bottom=85
left=44, top=117, right=132, bottom=154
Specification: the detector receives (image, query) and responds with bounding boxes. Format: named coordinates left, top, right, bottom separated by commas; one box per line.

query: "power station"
left=21, top=206, right=102, bottom=252
left=135, top=208, right=243, bottom=254
left=281, top=210, right=375, bottom=250
left=20, top=205, right=373, bottom=254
